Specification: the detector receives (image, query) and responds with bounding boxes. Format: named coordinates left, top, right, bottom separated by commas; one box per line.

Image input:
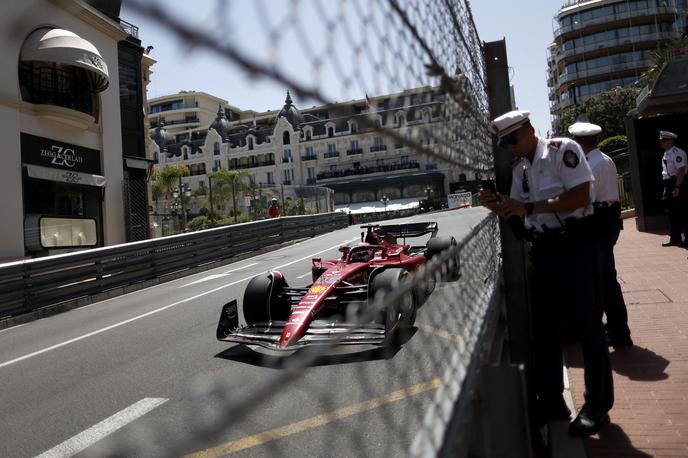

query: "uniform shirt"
left=661, top=146, right=687, bottom=179
left=587, top=149, right=620, bottom=204
left=510, top=137, right=594, bottom=232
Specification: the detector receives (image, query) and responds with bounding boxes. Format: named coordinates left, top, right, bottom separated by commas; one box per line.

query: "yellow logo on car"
left=309, top=285, right=327, bottom=293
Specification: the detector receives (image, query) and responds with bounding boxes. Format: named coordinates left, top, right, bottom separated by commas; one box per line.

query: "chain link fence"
left=106, top=0, right=507, bottom=455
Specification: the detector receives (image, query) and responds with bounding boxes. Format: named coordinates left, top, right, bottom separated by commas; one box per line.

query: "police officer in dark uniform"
left=659, top=131, right=687, bottom=247
left=569, top=122, right=632, bottom=347
left=479, top=110, right=613, bottom=436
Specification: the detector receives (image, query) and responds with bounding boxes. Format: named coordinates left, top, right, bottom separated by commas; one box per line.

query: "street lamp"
left=380, top=195, right=389, bottom=213
left=173, top=178, right=192, bottom=232
left=425, top=186, right=434, bottom=212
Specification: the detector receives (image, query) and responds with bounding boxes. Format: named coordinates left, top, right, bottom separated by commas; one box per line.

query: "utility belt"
left=593, top=201, right=621, bottom=219
left=529, top=215, right=599, bottom=244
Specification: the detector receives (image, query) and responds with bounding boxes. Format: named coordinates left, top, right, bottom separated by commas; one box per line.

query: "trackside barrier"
left=0, top=213, right=348, bottom=323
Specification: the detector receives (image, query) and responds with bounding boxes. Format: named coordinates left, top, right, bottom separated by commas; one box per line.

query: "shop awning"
left=20, top=27, right=109, bottom=92
left=25, top=164, right=107, bottom=187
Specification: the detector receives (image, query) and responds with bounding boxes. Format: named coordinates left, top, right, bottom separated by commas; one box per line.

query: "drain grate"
left=623, top=289, right=672, bottom=305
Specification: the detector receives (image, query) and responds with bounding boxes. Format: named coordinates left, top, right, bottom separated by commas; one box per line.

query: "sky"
left=121, top=0, right=560, bottom=135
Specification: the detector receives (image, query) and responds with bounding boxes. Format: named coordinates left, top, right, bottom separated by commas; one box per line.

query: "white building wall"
left=0, top=0, right=127, bottom=259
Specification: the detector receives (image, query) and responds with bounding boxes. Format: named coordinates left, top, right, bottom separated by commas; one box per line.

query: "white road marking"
left=179, top=274, right=228, bottom=288
left=0, top=323, right=28, bottom=334
left=180, top=263, right=259, bottom=287
left=35, top=398, right=167, bottom=458
left=296, top=271, right=312, bottom=279
left=0, top=239, right=358, bottom=370
left=222, top=262, right=258, bottom=275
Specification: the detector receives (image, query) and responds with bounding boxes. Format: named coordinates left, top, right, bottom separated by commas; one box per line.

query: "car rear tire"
left=243, top=273, right=289, bottom=325
left=426, top=236, right=460, bottom=281
left=369, top=268, right=416, bottom=337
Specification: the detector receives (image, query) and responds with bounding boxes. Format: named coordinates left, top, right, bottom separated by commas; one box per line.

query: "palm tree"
left=209, top=169, right=250, bottom=223
left=645, top=36, right=688, bottom=87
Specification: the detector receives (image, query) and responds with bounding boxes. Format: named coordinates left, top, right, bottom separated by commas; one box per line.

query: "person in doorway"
left=479, top=110, right=613, bottom=436
left=268, top=198, right=281, bottom=218
left=659, top=131, right=687, bottom=247
left=569, top=122, right=632, bottom=347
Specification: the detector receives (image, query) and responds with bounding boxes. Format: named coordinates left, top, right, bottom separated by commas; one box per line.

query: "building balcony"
left=232, top=160, right=276, bottom=169
left=346, top=148, right=364, bottom=156
left=283, top=180, right=292, bottom=185
left=555, top=31, right=677, bottom=65
left=301, top=154, right=317, bottom=161
left=306, top=178, right=317, bottom=185
left=370, top=145, right=387, bottom=153
left=324, top=151, right=340, bottom=158
left=149, top=117, right=200, bottom=128
left=316, top=161, right=420, bottom=181
left=148, top=103, right=199, bottom=115
left=554, top=6, right=677, bottom=39
left=558, top=59, right=651, bottom=85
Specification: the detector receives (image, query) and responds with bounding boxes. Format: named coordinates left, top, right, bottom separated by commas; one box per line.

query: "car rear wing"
left=360, top=222, right=438, bottom=238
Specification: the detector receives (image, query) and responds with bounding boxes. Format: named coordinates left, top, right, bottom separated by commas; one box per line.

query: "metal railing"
left=0, top=213, right=348, bottom=323
left=554, top=6, right=678, bottom=37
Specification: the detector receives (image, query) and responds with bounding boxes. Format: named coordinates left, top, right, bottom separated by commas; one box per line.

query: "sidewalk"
left=565, top=220, right=688, bottom=457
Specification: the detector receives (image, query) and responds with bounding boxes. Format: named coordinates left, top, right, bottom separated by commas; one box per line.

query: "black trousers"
left=597, top=212, right=631, bottom=341
left=663, top=177, right=688, bottom=243
left=530, top=229, right=614, bottom=412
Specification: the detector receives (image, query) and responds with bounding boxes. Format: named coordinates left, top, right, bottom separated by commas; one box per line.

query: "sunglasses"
left=499, top=130, right=520, bottom=147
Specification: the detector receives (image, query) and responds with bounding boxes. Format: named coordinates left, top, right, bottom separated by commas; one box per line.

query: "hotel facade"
left=148, top=86, right=473, bottom=217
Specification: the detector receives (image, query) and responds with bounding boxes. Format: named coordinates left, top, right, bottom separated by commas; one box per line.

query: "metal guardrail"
left=0, top=213, right=348, bottom=323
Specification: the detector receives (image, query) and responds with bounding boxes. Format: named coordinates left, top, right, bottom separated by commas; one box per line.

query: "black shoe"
left=569, top=404, right=610, bottom=436
left=662, top=241, right=682, bottom=247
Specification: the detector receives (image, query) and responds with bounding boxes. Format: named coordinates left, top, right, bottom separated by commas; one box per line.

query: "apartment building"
left=547, top=0, right=687, bottom=126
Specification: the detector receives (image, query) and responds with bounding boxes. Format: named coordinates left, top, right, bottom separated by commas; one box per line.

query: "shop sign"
left=21, top=133, right=101, bottom=174
left=448, top=192, right=473, bottom=208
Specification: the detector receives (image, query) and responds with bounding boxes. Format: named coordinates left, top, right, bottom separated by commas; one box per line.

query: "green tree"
left=151, top=164, right=190, bottom=213
left=209, top=169, right=250, bottom=223
left=556, top=86, right=639, bottom=139
left=598, top=135, right=628, bottom=155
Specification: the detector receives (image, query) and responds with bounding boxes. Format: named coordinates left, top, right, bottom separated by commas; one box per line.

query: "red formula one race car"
left=216, top=222, right=458, bottom=351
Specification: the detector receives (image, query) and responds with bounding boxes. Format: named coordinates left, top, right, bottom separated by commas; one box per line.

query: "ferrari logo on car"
left=309, top=285, right=327, bottom=293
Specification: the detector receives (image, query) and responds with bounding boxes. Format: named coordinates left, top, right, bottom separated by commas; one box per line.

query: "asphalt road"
left=0, top=208, right=491, bottom=458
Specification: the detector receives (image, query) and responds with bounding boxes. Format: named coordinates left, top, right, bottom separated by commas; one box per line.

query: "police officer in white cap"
left=569, top=122, right=632, bottom=347
left=479, top=110, right=613, bottom=436
left=659, top=131, right=687, bottom=246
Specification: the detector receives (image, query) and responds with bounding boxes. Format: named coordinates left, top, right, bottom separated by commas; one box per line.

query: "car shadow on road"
left=214, top=334, right=410, bottom=369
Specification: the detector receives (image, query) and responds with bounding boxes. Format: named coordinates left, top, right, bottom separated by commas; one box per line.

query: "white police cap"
left=659, top=131, right=678, bottom=140
left=489, top=110, right=531, bottom=138
left=568, top=122, right=602, bottom=137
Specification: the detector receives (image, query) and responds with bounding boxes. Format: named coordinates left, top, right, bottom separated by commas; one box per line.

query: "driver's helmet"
left=350, top=248, right=373, bottom=262
left=364, top=231, right=381, bottom=245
